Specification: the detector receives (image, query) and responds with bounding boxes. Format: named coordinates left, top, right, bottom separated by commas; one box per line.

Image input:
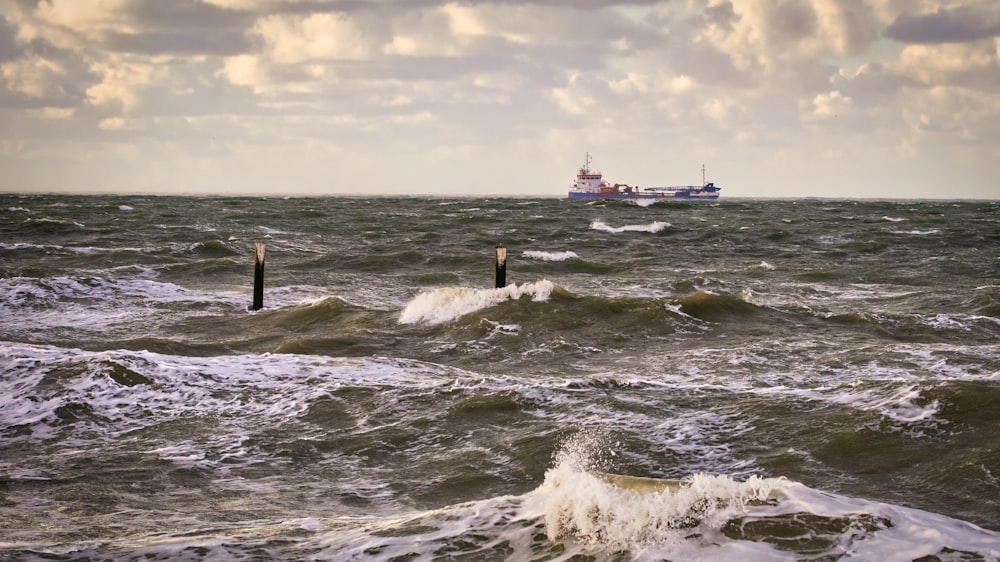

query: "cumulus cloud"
left=0, top=0, right=996, bottom=198
left=85, top=58, right=158, bottom=112
left=0, top=16, right=20, bottom=63
left=883, top=4, right=1000, bottom=44
left=808, top=90, right=854, bottom=119
left=2, top=55, right=69, bottom=98
left=254, top=12, right=375, bottom=64
left=897, top=41, right=1000, bottom=86
left=9, top=0, right=252, bottom=55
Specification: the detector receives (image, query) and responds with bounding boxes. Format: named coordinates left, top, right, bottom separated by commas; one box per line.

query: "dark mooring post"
left=494, top=244, right=507, bottom=288
left=252, top=241, right=265, bottom=311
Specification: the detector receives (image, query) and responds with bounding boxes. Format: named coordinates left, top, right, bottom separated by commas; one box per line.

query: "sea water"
left=1, top=195, right=999, bottom=560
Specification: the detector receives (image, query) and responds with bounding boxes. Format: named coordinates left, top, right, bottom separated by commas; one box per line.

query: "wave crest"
left=590, top=220, right=670, bottom=234
left=528, top=432, right=789, bottom=551
left=523, top=250, right=579, bottom=262
left=671, top=291, right=764, bottom=321
left=399, top=280, right=555, bottom=325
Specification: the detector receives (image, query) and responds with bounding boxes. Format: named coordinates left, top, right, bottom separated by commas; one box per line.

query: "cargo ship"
left=567, top=153, right=721, bottom=200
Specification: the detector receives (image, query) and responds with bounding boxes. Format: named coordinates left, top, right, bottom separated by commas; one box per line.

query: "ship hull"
left=567, top=153, right=720, bottom=200
left=568, top=191, right=720, bottom=200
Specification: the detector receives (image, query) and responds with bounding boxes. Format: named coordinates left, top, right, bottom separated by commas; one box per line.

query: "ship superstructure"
left=568, top=153, right=720, bottom=200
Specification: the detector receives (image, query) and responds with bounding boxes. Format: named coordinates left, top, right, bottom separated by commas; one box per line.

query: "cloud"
left=14, top=0, right=132, bottom=51
left=2, top=54, right=69, bottom=98
left=897, top=41, right=999, bottom=85
left=695, top=0, right=874, bottom=60
left=254, top=12, right=376, bottom=64
left=883, top=4, right=1000, bottom=44
left=28, top=106, right=75, bottom=119
left=0, top=0, right=997, bottom=198
left=102, top=29, right=249, bottom=56
left=0, top=16, right=20, bottom=63
left=85, top=58, right=157, bottom=112
left=10, top=0, right=252, bottom=56
left=121, top=0, right=255, bottom=31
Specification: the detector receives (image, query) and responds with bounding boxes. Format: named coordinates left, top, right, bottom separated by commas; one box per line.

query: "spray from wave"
left=519, top=431, right=1000, bottom=560
left=524, top=431, right=788, bottom=552
left=398, top=280, right=555, bottom=325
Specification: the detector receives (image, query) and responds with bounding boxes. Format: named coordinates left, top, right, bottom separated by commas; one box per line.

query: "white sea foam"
left=746, top=261, right=774, bottom=271
left=398, top=280, right=555, bottom=325
left=769, top=484, right=1000, bottom=562
left=522, top=250, right=579, bottom=262
left=3, top=342, right=999, bottom=561
left=631, top=198, right=658, bottom=208
left=625, top=340, right=1000, bottom=429
left=923, top=313, right=972, bottom=331
left=590, top=219, right=669, bottom=233
left=512, top=434, right=1000, bottom=561
left=483, top=319, right=521, bottom=337
left=1, top=274, right=229, bottom=309
left=527, top=461, right=788, bottom=554
left=816, top=381, right=942, bottom=424
left=0, top=274, right=250, bottom=337
left=27, top=217, right=85, bottom=228
left=0, top=343, right=469, bottom=449
left=0, top=241, right=155, bottom=255
left=816, top=234, right=852, bottom=244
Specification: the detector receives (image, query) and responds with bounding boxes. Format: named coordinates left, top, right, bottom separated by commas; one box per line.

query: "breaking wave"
left=517, top=431, right=1000, bottom=561
left=523, top=250, right=579, bottom=262
left=590, top=220, right=670, bottom=234
left=398, top=280, right=556, bottom=325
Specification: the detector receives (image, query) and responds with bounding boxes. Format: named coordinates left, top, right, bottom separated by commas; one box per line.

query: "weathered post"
left=494, top=244, right=507, bottom=288
left=252, top=241, right=265, bottom=311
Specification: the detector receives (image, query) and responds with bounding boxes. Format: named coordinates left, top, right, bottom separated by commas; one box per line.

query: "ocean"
left=1, top=194, right=999, bottom=561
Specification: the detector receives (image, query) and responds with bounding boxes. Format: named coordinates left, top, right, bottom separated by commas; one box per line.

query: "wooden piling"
left=252, top=241, right=265, bottom=311
left=494, top=245, right=507, bottom=288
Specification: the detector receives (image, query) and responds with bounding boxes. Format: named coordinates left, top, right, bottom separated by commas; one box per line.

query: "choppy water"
left=2, top=194, right=999, bottom=561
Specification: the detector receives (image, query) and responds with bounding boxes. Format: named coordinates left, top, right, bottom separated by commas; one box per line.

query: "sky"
left=0, top=0, right=998, bottom=199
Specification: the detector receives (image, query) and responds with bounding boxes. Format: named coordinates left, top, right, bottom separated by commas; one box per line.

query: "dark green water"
left=2, top=195, right=999, bottom=560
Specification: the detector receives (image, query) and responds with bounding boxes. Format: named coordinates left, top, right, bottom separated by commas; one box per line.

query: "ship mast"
left=701, top=164, right=706, bottom=187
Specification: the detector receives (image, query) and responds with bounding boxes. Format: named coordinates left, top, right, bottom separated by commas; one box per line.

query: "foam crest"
left=526, top=433, right=790, bottom=552
left=746, top=261, right=775, bottom=271
left=590, top=219, right=669, bottom=233
left=631, top=198, right=658, bottom=208
left=521, top=433, right=1000, bottom=560
left=770, top=481, right=1000, bottom=561
left=523, top=250, right=578, bottom=262
left=0, top=275, right=251, bottom=338
left=398, top=280, right=555, bottom=325
left=0, top=343, right=480, bottom=450
left=868, top=384, right=941, bottom=423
